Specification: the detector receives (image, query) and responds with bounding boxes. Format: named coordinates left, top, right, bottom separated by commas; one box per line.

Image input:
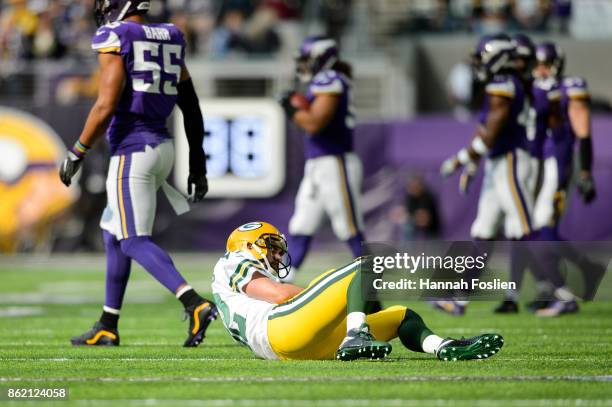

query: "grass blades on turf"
left=0, top=254, right=610, bottom=407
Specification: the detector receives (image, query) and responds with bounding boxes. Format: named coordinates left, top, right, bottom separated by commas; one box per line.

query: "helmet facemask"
left=251, top=233, right=292, bottom=279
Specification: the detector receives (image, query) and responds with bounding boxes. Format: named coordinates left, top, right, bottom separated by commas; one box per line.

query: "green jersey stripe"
left=228, top=259, right=251, bottom=291
left=230, top=260, right=266, bottom=292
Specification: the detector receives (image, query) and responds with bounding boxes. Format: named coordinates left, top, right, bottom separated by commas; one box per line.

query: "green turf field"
left=0, top=254, right=611, bottom=407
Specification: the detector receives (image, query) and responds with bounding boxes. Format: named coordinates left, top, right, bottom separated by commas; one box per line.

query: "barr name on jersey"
left=143, top=26, right=171, bottom=41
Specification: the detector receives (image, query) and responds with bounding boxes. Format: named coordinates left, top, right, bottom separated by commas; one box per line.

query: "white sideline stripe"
left=67, top=400, right=612, bottom=407
left=0, top=358, right=238, bottom=362
left=0, top=306, right=43, bottom=317
left=1, top=376, right=610, bottom=383
left=0, top=357, right=598, bottom=362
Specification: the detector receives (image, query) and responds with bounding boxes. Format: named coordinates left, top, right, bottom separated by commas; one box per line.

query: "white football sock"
left=175, top=285, right=193, bottom=298
left=346, top=312, right=366, bottom=333
left=554, top=286, right=575, bottom=301
left=422, top=334, right=444, bottom=354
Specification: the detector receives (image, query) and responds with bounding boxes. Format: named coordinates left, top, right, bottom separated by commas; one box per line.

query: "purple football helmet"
left=471, top=33, right=517, bottom=82
left=535, top=41, right=565, bottom=79
left=512, top=33, right=535, bottom=60
left=94, top=0, right=150, bottom=27
left=511, top=33, right=535, bottom=79
left=295, top=36, right=338, bottom=83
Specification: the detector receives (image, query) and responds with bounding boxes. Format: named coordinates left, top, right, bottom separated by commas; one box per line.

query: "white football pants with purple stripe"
left=100, top=141, right=188, bottom=240
left=289, top=152, right=364, bottom=241
left=471, top=148, right=534, bottom=240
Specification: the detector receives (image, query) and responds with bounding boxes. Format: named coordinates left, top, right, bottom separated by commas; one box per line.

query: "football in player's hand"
left=290, top=93, right=310, bottom=110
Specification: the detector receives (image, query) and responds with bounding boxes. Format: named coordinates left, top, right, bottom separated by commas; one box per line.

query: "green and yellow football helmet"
left=226, top=221, right=292, bottom=278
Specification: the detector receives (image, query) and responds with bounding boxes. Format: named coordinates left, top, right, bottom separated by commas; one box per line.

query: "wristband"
left=70, top=140, right=91, bottom=159
left=471, top=137, right=489, bottom=155
left=578, top=136, right=593, bottom=172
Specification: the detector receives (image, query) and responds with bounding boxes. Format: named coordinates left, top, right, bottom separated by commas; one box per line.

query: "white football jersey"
left=211, top=250, right=279, bottom=360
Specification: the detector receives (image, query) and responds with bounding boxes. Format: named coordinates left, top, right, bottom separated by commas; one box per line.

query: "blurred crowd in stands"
left=0, top=0, right=578, bottom=62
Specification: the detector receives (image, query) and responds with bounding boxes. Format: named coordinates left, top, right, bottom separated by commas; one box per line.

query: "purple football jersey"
left=92, top=21, right=186, bottom=155
left=304, top=70, right=354, bottom=159
left=531, top=77, right=561, bottom=159
left=478, top=74, right=528, bottom=158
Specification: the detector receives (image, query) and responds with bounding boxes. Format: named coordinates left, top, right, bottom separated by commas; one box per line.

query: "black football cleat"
left=184, top=300, right=218, bottom=347
left=536, top=299, right=579, bottom=317
left=71, top=321, right=119, bottom=346
left=493, top=300, right=519, bottom=314
left=335, top=324, right=392, bottom=361
left=436, top=333, right=504, bottom=361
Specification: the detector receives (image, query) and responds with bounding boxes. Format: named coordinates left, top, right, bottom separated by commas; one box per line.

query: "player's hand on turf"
left=59, top=151, right=83, bottom=187
left=187, top=173, right=208, bottom=203
left=279, top=90, right=298, bottom=119
left=459, top=161, right=478, bottom=195
left=577, top=173, right=596, bottom=203
left=440, top=156, right=460, bottom=178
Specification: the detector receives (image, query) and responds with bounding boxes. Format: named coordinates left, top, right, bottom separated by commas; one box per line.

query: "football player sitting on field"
left=211, top=221, right=504, bottom=361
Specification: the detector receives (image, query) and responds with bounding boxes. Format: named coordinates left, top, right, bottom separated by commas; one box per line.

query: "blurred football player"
left=59, top=0, right=217, bottom=346
left=493, top=34, right=566, bottom=314
left=279, top=37, right=364, bottom=278
left=533, top=42, right=597, bottom=236
left=441, top=34, right=534, bottom=240
left=527, top=41, right=601, bottom=316
left=212, top=221, right=504, bottom=361
left=437, top=34, right=534, bottom=315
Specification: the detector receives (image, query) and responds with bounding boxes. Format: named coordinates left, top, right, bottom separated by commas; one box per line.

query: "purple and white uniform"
left=534, top=76, right=590, bottom=229
left=288, top=69, right=364, bottom=241
left=470, top=73, right=535, bottom=240
left=530, top=77, right=561, bottom=160
left=96, top=21, right=189, bottom=240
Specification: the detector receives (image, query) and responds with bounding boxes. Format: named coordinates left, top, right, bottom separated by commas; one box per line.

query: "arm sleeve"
left=177, top=78, right=207, bottom=177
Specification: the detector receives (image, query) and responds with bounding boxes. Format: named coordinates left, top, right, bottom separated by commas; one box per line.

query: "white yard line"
left=61, top=399, right=612, bottom=407
left=1, top=376, right=610, bottom=383
left=0, top=357, right=600, bottom=362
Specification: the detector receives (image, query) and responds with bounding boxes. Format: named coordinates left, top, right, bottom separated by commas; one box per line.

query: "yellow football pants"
left=267, top=261, right=407, bottom=360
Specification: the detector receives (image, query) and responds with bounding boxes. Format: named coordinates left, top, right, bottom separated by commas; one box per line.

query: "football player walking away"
left=493, top=33, right=564, bottom=314
left=59, top=0, right=217, bottom=346
left=279, top=37, right=365, bottom=279
left=437, top=34, right=536, bottom=315
left=498, top=41, right=603, bottom=316
left=212, top=221, right=504, bottom=361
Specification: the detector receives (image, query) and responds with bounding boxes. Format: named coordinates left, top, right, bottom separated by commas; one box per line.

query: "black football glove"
left=279, top=90, right=297, bottom=119
left=187, top=173, right=208, bottom=203
left=576, top=173, right=596, bottom=203
left=59, top=151, right=83, bottom=187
